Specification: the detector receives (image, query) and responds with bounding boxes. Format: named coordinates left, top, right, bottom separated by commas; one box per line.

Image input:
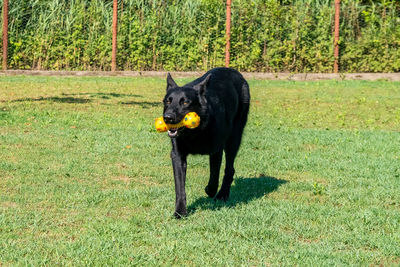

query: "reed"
left=0, top=0, right=399, bottom=72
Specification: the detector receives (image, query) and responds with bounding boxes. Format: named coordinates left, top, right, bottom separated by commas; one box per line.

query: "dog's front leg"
left=171, top=141, right=187, bottom=218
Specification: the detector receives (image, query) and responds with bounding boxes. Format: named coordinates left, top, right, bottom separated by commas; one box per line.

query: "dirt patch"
left=1, top=201, right=18, bottom=208
left=1, top=70, right=400, bottom=81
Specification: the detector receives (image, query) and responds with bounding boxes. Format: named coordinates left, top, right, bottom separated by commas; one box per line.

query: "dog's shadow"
left=188, top=176, right=287, bottom=213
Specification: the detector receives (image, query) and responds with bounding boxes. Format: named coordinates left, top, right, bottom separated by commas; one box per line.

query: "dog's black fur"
left=162, top=67, right=250, bottom=218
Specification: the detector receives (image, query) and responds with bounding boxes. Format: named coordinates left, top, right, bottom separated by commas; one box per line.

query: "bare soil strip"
left=1, top=70, right=400, bottom=81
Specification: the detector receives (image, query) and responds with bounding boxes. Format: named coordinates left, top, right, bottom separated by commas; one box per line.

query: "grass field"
left=1, top=76, right=400, bottom=266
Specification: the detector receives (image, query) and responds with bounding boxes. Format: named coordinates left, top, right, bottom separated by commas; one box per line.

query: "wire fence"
left=1, top=0, right=400, bottom=73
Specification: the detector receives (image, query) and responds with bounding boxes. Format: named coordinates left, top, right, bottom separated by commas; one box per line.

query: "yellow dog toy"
left=155, top=112, right=200, bottom=132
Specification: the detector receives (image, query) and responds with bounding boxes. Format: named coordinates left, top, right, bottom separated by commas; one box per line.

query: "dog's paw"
left=173, top=210, right=187, bottom=219
left=215, top=190, right=230, bottom=202
left=205, top=185, right=217, bottom=198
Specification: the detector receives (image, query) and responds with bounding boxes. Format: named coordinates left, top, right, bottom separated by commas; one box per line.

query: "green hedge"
left=1, top=0, right=399, bottom=72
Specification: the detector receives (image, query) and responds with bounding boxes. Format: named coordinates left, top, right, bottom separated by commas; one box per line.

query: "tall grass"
left=0, top=0, right=399, bottom=72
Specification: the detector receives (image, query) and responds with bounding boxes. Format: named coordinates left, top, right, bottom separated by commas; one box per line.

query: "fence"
left=1, top=0, right=400, bottom=73
left=2, top=0, right=7, bottom=70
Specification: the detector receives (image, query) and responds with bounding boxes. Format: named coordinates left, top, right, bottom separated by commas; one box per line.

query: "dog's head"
left=163, top=73, right=210, bottom=138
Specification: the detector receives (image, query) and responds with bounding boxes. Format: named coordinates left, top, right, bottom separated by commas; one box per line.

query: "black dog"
left=162, top=67, right=250, bottom=218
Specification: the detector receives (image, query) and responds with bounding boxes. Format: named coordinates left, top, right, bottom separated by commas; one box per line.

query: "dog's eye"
left=166, top=100, right=171, bottom=105
left=179, top=97, right=189, bottom=106
left=179, top=98, right=188, bottom=106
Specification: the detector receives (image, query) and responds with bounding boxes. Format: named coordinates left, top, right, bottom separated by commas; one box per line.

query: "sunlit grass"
left=1, top=76, right=400, bottom=265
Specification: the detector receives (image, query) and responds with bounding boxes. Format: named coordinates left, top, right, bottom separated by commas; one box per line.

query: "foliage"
left=0, top=0, right=399, bottom=72
left=1, top=76, right=400, bottom=265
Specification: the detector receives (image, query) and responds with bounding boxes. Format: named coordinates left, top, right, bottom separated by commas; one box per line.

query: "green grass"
left=1, top=76, right=400, bottom=266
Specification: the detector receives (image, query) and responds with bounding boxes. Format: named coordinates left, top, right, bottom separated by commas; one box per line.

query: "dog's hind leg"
left=215, top=132, right=241, bottom=201
left=216, top=112, right=249, bottom=201
left=205, top=150, right=223, bottom=198
left=216, top=88, right=249, bottom=201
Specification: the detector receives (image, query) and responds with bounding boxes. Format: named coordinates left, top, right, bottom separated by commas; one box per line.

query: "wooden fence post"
left=2, top=0, right=8, bottom=70
left=111, top=0, right=118, bottom=72
left=334, top=0, right=340, bottom=73
left=225, top=0, right=231, bottom=68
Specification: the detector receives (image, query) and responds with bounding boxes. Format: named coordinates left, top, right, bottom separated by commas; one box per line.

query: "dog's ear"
left=166, top=73, right=178, bottom=91
left=193, top=74, right=211, bottom=97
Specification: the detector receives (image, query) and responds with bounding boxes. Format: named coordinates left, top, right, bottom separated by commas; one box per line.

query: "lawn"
left=1, top=76, right=399, bottom=266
